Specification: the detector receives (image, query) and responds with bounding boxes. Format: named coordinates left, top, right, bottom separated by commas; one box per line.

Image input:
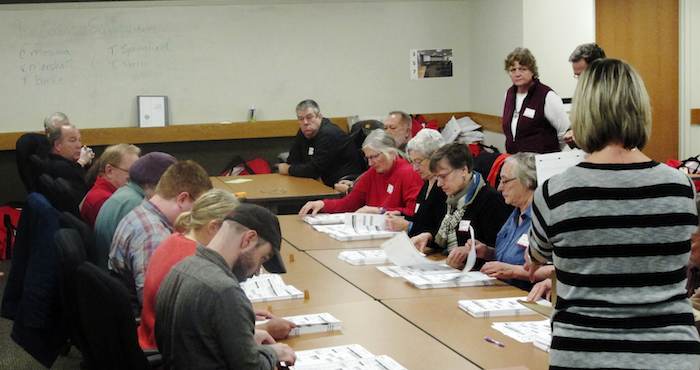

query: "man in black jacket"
left=277, top=99, right=363, bottom=187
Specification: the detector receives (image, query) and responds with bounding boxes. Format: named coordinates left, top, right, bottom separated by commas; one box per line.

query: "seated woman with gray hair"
left=386, top=129, right=447, bottom=237
left=446, top=152, right=552, bottom=290
left=299, top=129, right=422, bottom=216
left=411, top=143, right=511, bottom=255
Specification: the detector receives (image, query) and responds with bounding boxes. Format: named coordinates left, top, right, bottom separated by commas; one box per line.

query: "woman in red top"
left=138, top=189, right=294, bottom=350
left=299, top=129, right=423, bottom=216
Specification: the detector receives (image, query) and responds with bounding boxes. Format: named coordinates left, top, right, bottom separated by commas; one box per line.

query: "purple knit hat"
left=128, top=152, right=177, bottom=188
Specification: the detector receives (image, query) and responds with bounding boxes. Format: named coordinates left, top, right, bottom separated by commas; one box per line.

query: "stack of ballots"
left=290, top=344, right=407, bottom=370
left=378, top=233, right=496, bottom=289
left=240, top=274, right=303, bottom=302
left=305, top=213, right=398, bottom=241
left=441, top=115, right=484, bottom=144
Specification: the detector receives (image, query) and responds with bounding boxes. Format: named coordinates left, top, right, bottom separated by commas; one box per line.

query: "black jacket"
left=1, top=193, right=68, bottom=367
left=287, top=119, right=363, bottom=187
left=407, top=180, right=447, bottom=237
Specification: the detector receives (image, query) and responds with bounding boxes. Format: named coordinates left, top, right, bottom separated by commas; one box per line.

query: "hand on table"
left=411, top=232, right=433, bottom=253
left=298, top=200, right=324, bottom=216
left=480, top=261, right=517, bottom=279
left=385, top=213, right=408, bottom=232
left=527, top=279, right=552, bottom=302
left=261, top=318, right=296, bottom=340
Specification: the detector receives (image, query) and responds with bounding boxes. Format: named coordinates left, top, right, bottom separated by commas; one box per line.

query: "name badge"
left=516, top=233, right=529, bottom=248
left=386, top=184, right=394, bottom=194
left=307, top=147, right=314, bottom=155
left=458, top=220, right=471, bottom=232
left=523, top=108, right=536, bottom=119
left=414, top=203, right=420, bottom=213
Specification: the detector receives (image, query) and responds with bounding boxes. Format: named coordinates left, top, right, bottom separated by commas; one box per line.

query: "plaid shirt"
left=108, top=199, right=173, bottom=313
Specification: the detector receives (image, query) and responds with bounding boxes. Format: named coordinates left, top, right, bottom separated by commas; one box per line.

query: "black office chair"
left=54, top=228, right=89, bottom=358
left=36, top=174, right=81, bottom=216
left=15, top=132, right=50, bottom=193
left=59, top=212, right=97, bottom=266
left=73, top=261, right=161, bottom=370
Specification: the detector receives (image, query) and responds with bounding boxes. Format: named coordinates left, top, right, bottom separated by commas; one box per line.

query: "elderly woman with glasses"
left=386, top=129, right=447, bottom=236
left=527, top=59, right=700, bottom=369
left=444, top=152, right=553, bottom=290
left=412, top=143, right=511, bottom=256
left=299, top=129, right=422, bottom=216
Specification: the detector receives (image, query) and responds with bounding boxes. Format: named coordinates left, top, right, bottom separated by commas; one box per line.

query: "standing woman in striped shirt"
left=527, top=58, right=700, bottom=369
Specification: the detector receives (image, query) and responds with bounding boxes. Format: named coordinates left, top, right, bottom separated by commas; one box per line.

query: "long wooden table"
left=280, top=215, right=384, bottom=250
left=384, top=294, right=550, bottom=370
left=212, top=174, right=340, bottom=208
left=274, top=301, right=479, bottom=370
left=253, top=242, right=371, bottom=312
left=307, top=249, right=519, bottom=300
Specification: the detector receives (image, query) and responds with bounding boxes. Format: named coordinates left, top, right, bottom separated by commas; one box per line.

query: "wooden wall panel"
left=596, top=0, right=679, bottom=161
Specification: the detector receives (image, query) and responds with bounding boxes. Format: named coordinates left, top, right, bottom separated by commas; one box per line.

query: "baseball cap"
left=224, top=203, right=286, bottom=274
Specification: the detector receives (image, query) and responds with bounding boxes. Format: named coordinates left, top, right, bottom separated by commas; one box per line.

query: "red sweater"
left=80, top=176, right=117, bottom=228
left=322, top=157, right=423, bottom=216
left=138, top=233, right=196, bottom=350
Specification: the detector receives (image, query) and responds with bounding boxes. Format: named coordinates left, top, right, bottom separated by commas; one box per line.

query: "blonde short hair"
left=571, top=58, right=651, bottom=153
left=174, top=189, right=239, bottom=232
left=504, top=47, right=539, bottom=79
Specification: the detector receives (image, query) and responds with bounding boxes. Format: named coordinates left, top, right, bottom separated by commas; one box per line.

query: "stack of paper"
left=403, top=271, right=497, bottom=289
left=313, top=224, right=396, bottom=241
left=441, top=115, right=484, bottom=145
left=240, top=274, right=303, bottom=302
left=458, top=297, right=551, bottom=318
left=532, top=332, right=552, bottom=352
left=257, top=313, right=341, bottom=337
left=310, top=213, right=398, bottom=241
left=338, top=249, right=388, bottom=265
left=376, top=233, right=492, bottom=289
left=490, top=319, right=551, bottom=343
left=303, top=213, right=347, bottom=225
left=290, top=344, right=407, bottom=370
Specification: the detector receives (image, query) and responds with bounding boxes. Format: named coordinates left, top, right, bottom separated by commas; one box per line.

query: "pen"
left=484, top=336, right=505, bottom=347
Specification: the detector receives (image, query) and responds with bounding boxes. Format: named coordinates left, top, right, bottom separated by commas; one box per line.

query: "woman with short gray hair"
left=299, top=129, right=422, bottom=216
left=442, top=151, right=552, bottom=290
left=387, top=129, right=447, bottom=236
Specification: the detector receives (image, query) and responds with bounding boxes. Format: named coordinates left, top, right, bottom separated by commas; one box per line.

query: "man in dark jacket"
left=277, top=99, right=362, bottom=187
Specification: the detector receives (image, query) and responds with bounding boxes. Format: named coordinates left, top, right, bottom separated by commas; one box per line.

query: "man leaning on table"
left=277, top=99, right=363, bottom=187
left=155, top=204, right=295, bottom=369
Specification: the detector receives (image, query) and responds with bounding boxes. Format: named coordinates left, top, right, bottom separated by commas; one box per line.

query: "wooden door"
left=596, top=0, right=679, bottom=161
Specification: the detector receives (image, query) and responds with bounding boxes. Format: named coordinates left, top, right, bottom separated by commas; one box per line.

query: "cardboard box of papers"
left=240, top=274, right=303, bottom=302
left=458, top=296, right=551, bottom=318
left=338, top=249, right=388, bottom=265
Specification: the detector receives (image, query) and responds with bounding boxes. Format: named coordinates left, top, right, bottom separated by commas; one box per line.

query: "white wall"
left=680, top=0, right=700, bottom=157
left=0, top=0, right=471, bottom=132
left=523, top=0, right=595, bottom=99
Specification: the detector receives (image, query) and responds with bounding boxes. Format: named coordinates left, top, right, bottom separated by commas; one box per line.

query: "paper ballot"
left=240, top=274, right=303, bottom=302
left=491, top=319, right=551, bottom=343
left=257, top=313, right=342, bottom=336
left=290, top=344, right=407, bottom=370
left=458, top=296, right=551, bottom=318
left=338, top=249, right=388, bottom=265
left=381, top=227, right=477, bottom=272
left=535, top=149, right=586, bottom=183
left=303, top=213, right=347, bottom=225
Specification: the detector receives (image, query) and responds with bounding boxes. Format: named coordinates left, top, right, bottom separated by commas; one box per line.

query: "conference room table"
left=211, top=174, right=340, bottom=211
left=270, top=214, right=551, bottom=369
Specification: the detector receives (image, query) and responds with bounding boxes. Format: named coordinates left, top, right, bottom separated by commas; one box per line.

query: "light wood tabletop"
left=280, top=214, right=386, bottom=251
left=306, top=249, right=519, bottom=300
left=253, top=242, right=371, bottom=312
left=273, top=301, right=480, bottom=370
left=383, top=294, right=550, bottom=370
left=212, top=174, right=339, bottom=203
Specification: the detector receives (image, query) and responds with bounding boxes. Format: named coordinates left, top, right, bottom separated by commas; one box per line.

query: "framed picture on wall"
left=137, top=95, right=168, bottom=127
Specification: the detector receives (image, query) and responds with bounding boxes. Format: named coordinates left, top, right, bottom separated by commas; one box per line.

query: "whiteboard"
left=0, top=1, right=471, bottom=132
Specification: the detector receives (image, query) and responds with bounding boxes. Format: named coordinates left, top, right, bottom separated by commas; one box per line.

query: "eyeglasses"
left=410, top=157, right=427, bottom=168
left=365, top=152, right=383, bottom=162
left=297, top=113, right=317, bottom=122
left=435, top=168, right=460, bottom=182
